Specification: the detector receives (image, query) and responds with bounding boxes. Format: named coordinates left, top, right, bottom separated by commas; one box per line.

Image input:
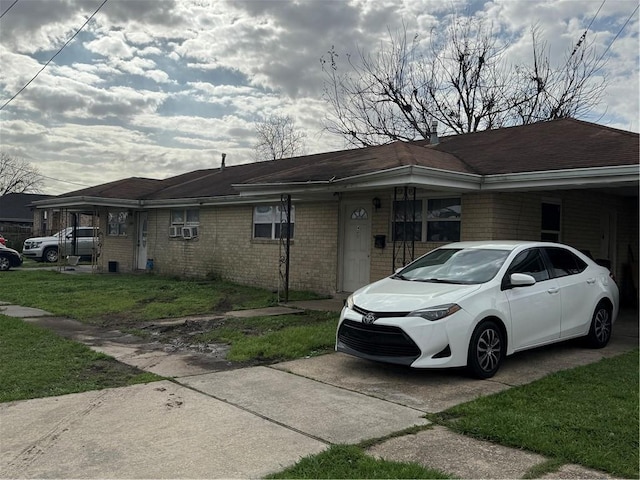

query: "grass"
left=267, top=444, right=450, bottom=479
left=0, top=270, right=321, bottom=324
left=429, top=349, right=640, bottom=478
left=191, top=312, right=339, bottom=362
left=0, top=315, right=161, bottom=403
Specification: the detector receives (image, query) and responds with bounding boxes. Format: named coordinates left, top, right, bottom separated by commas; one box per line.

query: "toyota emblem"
left=362, top=312, right=377, bottom=325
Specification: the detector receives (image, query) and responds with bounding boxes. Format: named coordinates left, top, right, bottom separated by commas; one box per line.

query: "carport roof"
left=39, top=118, right=640, bottom=205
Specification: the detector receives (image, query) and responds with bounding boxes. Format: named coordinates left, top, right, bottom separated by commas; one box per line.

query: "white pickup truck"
left=22, top=227, right=99, bottom=263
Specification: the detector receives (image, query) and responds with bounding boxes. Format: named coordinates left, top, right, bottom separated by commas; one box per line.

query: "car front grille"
left=337, top=319, right=421, bottom=358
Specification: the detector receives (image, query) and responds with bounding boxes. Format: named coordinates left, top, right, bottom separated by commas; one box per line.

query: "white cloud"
left=0, top=0, right=636, bottom=195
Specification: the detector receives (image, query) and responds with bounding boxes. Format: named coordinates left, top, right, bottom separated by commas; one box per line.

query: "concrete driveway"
left=1, top=302, right=637, bottom=479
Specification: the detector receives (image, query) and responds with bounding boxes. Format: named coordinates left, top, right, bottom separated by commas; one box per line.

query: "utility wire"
left=0, top=0, right=18, bottom=19
left=569, top=0, right=606, bottom=59
left=596, top=3, right=639, bottom=64
left=0, top=0, right=108, bottom=111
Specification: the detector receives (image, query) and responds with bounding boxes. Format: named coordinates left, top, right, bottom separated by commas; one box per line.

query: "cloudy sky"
left=0, top=0, right=638, bottom=195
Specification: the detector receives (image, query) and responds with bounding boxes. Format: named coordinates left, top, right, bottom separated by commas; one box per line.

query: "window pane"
left=275, top=223, right=295, bottom=239
left=544, top=247, right=587, bottom=277
left=171, top=210, right=184, bottom=224
left=393, top=221, right=422, bottom=241
left=427, top=221, right=460, bottom=242
left=393, top=200, right=422, bottom=241
left=393, top=200, right=422, bottom=221
left=541, top=203, right=560, bottom=231
left=186, top=209, right=199, bottom=224
left=508, top=249, right=549, bottom=282
left=427, top=198, right=461, bottom=219
left=254, top=224, right=272, bottom=238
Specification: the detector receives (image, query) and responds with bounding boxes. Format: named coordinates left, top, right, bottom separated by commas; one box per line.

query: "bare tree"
left=0, top=152, right=44, bottom=195
left=321, top=18, right=606, bottom=146
left=254, top=115, right=307, bottom=161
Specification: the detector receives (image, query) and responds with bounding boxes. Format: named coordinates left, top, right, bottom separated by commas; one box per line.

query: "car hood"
left=24, top=235, right=58, bottom=243
left=0, top=245, right=21, bottom=255
left=352, top=277, right=482, bottom=312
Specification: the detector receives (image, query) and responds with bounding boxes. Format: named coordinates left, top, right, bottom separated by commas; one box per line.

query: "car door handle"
left=586, top=278, right=596, bottom=284
left=547, top=287, right=560, bottom=294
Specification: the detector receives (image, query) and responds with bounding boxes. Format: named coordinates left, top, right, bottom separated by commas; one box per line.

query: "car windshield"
left=395, top=248, right=511, bottom=284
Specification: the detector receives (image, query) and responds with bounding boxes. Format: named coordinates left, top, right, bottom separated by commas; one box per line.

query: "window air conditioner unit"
left=169, top=226, right=180, bottom=237
left=182, top=226, right=198, bottom=239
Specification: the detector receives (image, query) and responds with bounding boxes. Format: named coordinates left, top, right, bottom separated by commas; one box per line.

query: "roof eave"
left=30, top=196, right=143, bottom=209
left=482, top=165, right=640, bottom=191
left=233, top=166, right=483, bottom=196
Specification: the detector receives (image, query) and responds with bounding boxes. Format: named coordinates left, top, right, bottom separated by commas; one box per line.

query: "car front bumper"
left=336, top=305, right=472, bottom=369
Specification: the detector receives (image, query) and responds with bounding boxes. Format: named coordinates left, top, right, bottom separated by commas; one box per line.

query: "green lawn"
left=268, top=444, right=450, bottom=479
left=430, top=349, right=639, bottom=478
left=0, top=315, right=160, bottom=403
left=1, top=270, right=320, bottom=324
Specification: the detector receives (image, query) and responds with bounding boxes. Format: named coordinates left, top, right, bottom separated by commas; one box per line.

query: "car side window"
left=543, top=247, right=587, bottom=277
left=507, top=249, right=550, bottom=282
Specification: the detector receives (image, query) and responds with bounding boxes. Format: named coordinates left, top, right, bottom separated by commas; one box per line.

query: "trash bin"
left=146, top=258, right=154, bottom=270
left=108, top=261, right=118, bottom=273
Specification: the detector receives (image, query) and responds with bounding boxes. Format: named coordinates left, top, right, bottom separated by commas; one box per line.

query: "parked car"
left=0, top=244, right=23, bottom=271
left=22, top=227, right=99, bottom=263
left=336, top=241, right=619, bottom=379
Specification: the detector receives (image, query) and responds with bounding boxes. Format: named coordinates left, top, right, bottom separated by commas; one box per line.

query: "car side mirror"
left=510, top=273, right=536, bottom=287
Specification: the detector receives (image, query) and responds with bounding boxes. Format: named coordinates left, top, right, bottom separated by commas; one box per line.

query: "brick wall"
left=143, top=201, right=340, bottom=295
left=91, top=188, right=637, bottom=297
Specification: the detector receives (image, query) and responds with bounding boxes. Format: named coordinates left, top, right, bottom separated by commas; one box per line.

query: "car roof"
left=439, top=241, right=567, bottom=251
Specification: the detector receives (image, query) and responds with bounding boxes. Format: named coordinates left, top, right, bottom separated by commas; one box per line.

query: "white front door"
left=342, top=203, right=371, bottom=292
left=137, top=212, right=148, bottom=270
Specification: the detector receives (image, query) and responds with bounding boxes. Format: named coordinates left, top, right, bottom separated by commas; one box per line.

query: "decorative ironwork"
left=278, top=194, right=292, bottom=303
left=392, top=186, right=417, bottom=272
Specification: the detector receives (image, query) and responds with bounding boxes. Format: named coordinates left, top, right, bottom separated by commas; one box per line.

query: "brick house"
left=32, top=119, right=639, bottom=299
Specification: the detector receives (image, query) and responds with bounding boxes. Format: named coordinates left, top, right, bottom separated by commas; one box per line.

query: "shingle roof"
left=432, top=118, right=639, bottom=175
left=57, top=118, right=639, bottom=201
left=59, top=177, right=163, bottom=199
left=0, top=193, right=54, bottom=222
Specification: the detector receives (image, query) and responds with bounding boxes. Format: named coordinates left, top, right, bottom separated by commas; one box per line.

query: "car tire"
left=43, top=247, right=58, bottom=263
left=0, top=255, right=10, bottom=271
left=586, top=303, right=612, bottom=349
left=467, top=320, right=504, bottom=379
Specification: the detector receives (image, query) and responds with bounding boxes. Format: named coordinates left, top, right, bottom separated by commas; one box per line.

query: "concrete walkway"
left=1, top=302, right=636, bottom=479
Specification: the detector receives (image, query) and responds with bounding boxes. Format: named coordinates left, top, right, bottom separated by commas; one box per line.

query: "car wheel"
left=0, top=255, right=10, bottom=271
left=586, top=303, right=612, bottom=348
left=43, top=247, right=58, bottom=263
left=467, top=320, right=504, bottom=379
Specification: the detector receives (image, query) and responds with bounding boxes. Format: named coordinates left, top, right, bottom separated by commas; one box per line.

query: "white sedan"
left=336, top=241, right=619, bottom=378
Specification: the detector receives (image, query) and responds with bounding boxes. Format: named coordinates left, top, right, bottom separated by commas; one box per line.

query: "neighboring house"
left=0, top=192, right=53, bottom=248
left=31, top=119, right=639, bottom=302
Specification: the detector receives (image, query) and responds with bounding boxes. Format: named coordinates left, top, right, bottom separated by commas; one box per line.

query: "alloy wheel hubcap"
left=594, top=309, right=611, bottom=342
left=478, top=328, right=500, bottom=372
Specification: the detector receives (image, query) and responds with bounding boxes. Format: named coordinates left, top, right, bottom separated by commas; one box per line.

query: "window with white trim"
left=253, top=205, right=295, bottom=239
left=426, top=198, right=461, bottom=242
left=170, top=208, right=199, bottom=238
left=107, top=211, right=128, bottom=236
left=541, top=201, right=561, bottom=242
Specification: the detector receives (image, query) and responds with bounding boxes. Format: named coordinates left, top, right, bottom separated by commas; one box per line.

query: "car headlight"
left=409, top=304, right=461, bottom=321
left=345, top=294, right=354, bottom=310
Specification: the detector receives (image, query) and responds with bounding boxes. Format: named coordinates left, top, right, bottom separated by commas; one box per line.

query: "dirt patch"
left=133, top=318, right=271, bottom=372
